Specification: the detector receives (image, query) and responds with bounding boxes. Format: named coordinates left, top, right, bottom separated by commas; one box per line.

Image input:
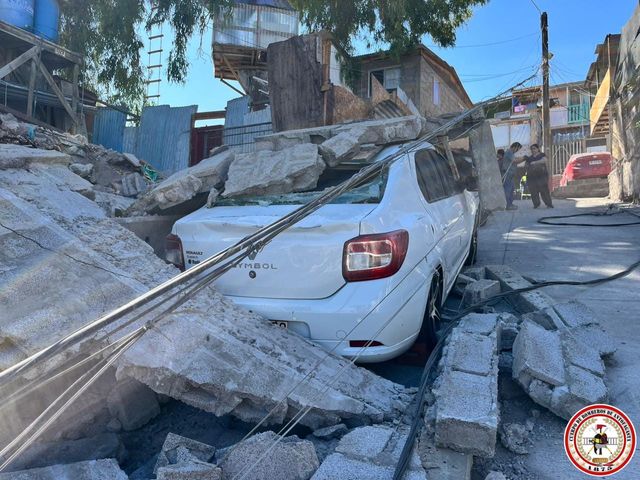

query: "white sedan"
left=166, top=143, right=479, bottom=362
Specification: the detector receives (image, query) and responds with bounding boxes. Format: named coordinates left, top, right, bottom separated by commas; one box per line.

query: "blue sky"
left=156, top=0, right=637, bottom=119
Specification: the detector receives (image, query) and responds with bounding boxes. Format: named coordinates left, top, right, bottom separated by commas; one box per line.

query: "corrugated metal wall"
left=223, top=96, right=272, bottom=153
left=92, top=108, right=126, bottom=152
left=134, top=105, right=198, bottom=175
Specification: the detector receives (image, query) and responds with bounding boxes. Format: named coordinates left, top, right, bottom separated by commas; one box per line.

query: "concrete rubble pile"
left=0, top=113, right=152, bottom=217
left=465, top=266, right=615, bottom=421
left=127, top=115, right=427, bottom=216
left=0, top=139, right=410, bottom=472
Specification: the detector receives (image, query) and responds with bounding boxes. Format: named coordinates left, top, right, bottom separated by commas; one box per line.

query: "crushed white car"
left=166, top=143, right=479, bottom=362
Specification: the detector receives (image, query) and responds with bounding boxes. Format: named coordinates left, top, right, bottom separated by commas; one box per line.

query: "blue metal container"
left=33, top=0, right=59, bottom=42
left=0, top=0, right=35, bottom=30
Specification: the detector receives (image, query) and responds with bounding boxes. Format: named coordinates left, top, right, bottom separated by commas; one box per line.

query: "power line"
left=426, top=32, right=538, bottom=49
left=528, top=0, right=543, bottom=14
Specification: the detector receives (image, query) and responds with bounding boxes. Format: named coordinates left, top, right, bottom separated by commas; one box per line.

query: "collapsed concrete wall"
left=0, top=147, right=409, bottom=451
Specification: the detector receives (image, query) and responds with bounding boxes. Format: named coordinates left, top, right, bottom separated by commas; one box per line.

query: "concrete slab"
left=512, top=320, right=566, bottom=387
left=0, top=459, right=128, bottom=480
left=334, top=425, right=393, bottom=459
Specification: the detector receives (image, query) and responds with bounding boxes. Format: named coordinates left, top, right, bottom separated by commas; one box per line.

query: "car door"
left=412, top=148, right=463, bottom=290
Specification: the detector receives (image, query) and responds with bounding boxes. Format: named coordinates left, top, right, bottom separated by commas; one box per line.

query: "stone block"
left=223, top=143, right=326, bottom=198
left=155, top=433, right=216, bottom=474
left=69, top=163, right=94, bottom=178
left=311, top=453, right=427, bottom=480
left=335, top=425, right=393, bottom=459
left=0, top=459, right=128, bottom=480
left=121, top=172, right=148, bottom=197
left=157, top=462, right=222, bottom=480
left=550, top=366, right=608, bottom=420
left=527, top=379, right=553, bottom=407
left=485, top=265, right=555, bottom=313
left=127, top=173, right=202, bottom=214
left=435, top=370, right=498, bottom=457
left=418, top=430, right=472, bottom=480
left=463, top=266, right=485, bottom=280
left=220, top=431, right=319, bottom=480
left=334, top=115, right=424, bottom=146
left=107, top=376, right=160, bottom=431
left=497, top=313, right=520, bottom=351
left=458, top=313, right=500, bottom=336
left=318, top=130, right=362, bottom=167
left=561, top=332, right=605, bottom=377
left=255, top=126, right=335, bottom=151
left=447, top=330, right=496, bottom=376
left=553, top=301, right=597, bottom=328
left=520, top=310, right=563, bottom=331
left=571, top=324, right=617, bottom=357
left=512, top=320, right=566, bottom=387
left=0, top=144, right=71, bottom=169
left=463, top=279, right=500, bottom=306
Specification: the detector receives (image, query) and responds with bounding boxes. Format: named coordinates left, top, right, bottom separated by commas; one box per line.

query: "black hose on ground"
left=537, top=206, right=640, bottom=227
left=392, top=255, right=640, bottom=480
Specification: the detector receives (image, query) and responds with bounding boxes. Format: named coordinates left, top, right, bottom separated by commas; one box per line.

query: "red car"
left=560, top=152, right=613, bottom=186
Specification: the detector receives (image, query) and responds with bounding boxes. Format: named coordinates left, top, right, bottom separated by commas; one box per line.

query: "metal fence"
left=551, top=139, right=587, bottom=175
left=223, top=121, right=273, bottom=153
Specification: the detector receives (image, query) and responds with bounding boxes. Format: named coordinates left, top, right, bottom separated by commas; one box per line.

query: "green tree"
left=58, top=0, right=487, bottom=110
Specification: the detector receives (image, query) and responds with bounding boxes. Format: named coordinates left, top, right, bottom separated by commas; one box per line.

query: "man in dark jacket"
left=522, top=144, right=553, bottom=209
left=501, top=143, right=521, bottom=210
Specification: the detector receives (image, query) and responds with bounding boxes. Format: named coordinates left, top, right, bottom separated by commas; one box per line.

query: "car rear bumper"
left=225, top=259, right=432, bottom=362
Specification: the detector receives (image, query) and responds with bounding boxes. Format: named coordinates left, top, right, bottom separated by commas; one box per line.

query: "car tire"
left=464, top=227, right=478, bottom=266
left=419, top=272, right=442, bottom=349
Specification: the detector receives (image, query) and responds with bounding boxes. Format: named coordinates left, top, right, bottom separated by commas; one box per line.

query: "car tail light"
left=342, top=230, right=409, bottom=282
left=165, top=234, right=185, bottom=271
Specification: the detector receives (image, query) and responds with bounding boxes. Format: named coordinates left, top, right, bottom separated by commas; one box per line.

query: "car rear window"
left=215, top=165, right=388, bottom=207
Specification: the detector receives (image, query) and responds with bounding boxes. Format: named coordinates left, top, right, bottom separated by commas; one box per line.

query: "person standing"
left=501, top=143, right=521, bottom=210
left=522, top=144, right=553, bottom=209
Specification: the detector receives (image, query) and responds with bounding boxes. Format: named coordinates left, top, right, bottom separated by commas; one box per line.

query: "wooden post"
left=26, top=53, right=38, bottom=117
left=438, top=135, right=461, bottom=181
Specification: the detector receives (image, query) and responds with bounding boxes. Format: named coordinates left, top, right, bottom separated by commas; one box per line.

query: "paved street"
left=478, top=197, right=640, bottom=479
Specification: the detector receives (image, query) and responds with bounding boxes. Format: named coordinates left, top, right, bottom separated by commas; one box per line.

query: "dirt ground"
left=475, top=197, right=640, bottom=480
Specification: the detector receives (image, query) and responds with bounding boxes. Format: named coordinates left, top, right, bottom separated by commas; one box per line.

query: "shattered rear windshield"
left=215, top=166, right=388, bottom=207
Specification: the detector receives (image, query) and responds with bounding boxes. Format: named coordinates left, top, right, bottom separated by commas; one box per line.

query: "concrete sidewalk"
left=477, top=197, right=640, bottom=479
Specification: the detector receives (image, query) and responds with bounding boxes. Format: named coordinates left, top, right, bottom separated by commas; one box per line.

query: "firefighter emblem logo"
left=564, top=404, right=636, bottom=476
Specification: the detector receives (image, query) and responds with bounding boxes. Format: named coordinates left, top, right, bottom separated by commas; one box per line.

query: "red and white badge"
left=564, top=404, right=636, bottom=476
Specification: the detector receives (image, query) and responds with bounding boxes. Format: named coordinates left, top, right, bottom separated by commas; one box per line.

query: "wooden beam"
left=0, top=46, right=38, bottom=80
left=37, top=58, right=77, bottom=124
left=221, top=79, right=245, bottom=96
left=26, top=54, right=38, bottom=117
left=192, top=110, right=226, bottom=122
left=222, top=54, right=248, bottom=93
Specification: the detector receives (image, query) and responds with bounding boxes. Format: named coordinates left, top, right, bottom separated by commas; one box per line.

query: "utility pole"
left=541, top=12, right=552, bottom=157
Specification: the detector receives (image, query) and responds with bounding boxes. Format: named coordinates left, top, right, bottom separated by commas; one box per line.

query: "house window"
left=433, top=78, right=440, bottom=106
left=369, top=67, right=401, bottom=95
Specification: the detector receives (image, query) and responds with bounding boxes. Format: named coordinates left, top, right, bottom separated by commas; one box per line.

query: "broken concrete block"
left=335, top=426, right=394, bottom=459
left=123, top=152, right=142, bottom=168
left=463, top=279, right=501, bottom=306
left=417, top=430, right=472, bottom=480
left=549, top=366, right=608, bottom=420
left=561, top=332, right=605, bottom=377
left=29, top=163, right=96, bottom=200
left=157, top=462, right=222, bottom=480
left=312, top=424, right=348, bottom=440
left=0, top=144, right=71, bottom=169
left=311, top=453, right=393, bottom=480
left=94, top=191, right=135, bottom=217
left=127, top=173, right=203, bottom=213
left=121, top=172, right=148, bottom=197
left=206, top=188, right=220, bottom=208
left=528, top=379, right=553, bottom=406
left=256, top=125, right=335, bottom=151
left=485, top=264, right=555, bottom=313
left=453, top=273, right=475, bottom=296
left=69, top=162, right=94, bottom=178
left=334, top=116, right=424, bottom=146
left=512, top=320, right=566, bottom=387
left=458, top=313, right=500, bottom=336
left=468, top=118, right=505, bottom=211
left=220, top=432, right=319, bottom=480
left=463, top=266, right=485, bottom=280
left=520, top=310, right=562, bottom=331
left=0, top=459, right=128, bottom=480
left=107, top=376, right=161, bottom=431
left=318, top=129, right=363, bottom=167
left=223, top=143, right=325, bottom=198
left=571, top=324, right=617, bottom=357
left=185, top=149, right=235, bottom=191
left=447, top=330, right=496, bottom=376
left=155, top=433, right=217, bottom=474
left=435, top=370, right=498, bottom=457
left=497, top=313, right=519, bottom=350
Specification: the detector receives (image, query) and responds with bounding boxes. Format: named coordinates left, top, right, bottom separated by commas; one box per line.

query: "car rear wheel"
left=419, top=273, right=442, bottom=348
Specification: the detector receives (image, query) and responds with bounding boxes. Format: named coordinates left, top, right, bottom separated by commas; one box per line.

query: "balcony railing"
left=568, top=103, right=589, bottom=124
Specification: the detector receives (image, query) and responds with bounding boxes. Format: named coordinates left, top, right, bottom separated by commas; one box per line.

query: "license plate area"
left=271, top=320, right=289, bottom=329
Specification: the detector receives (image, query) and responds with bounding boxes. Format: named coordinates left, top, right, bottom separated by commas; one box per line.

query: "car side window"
left=433, top=152, right=459, bottom=196
left=415, top=149, right=447, bottom=202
